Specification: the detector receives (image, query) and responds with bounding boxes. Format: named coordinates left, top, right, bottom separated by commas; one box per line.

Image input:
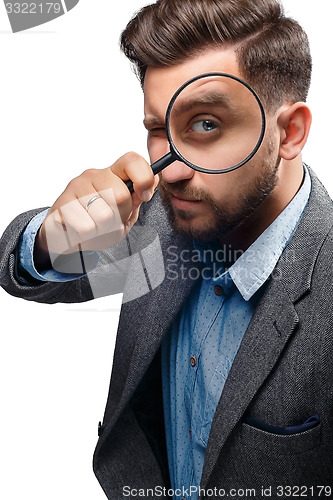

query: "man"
left=0, top=0, right=332, bottom=498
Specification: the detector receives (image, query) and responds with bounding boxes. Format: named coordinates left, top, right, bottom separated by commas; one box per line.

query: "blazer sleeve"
left=0, top=207, right=131, bottom=304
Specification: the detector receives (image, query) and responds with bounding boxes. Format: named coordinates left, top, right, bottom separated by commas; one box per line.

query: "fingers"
left=110, top=152, right=156, bottom=202
left=38, top=152, right=157, bottom=258
left=42, top=190, right=126, bottom=256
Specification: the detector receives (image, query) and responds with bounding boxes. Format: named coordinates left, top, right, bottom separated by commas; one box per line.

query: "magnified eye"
left=191, top=119, right=219, bottom=133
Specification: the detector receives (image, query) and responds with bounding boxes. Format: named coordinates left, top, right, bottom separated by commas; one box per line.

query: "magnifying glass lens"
left=167, top=74, right=265, bottom=174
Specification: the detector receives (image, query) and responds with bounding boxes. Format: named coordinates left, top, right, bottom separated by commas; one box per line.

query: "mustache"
left=158, top=178, right=212, bottom=203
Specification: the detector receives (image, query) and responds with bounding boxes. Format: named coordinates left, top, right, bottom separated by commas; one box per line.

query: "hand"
left=35, top=152, right=158, bottom=268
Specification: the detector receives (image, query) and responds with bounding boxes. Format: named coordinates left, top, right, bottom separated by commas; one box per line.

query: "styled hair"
left=120, top=0, right=312, bottom=111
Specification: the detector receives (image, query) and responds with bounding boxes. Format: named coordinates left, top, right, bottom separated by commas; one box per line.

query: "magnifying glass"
left=126, top=72, right=266, bottom=191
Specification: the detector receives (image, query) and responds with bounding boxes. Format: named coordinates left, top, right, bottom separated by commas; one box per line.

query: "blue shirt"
left=161, top=167, right=311, bottom=499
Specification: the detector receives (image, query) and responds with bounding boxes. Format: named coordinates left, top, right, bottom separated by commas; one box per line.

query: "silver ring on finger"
left=86, top=195, right=101, bottom=212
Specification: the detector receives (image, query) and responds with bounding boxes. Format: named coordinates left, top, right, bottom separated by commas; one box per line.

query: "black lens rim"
left=165, top=72, right=266, bottom=174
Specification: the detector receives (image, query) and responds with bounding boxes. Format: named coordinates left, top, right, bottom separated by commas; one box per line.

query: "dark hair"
left=120, top=0, right=312, bottom=110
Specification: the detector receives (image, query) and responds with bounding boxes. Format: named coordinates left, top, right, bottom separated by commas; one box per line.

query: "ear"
left=277, top=103, right=312, bottom=160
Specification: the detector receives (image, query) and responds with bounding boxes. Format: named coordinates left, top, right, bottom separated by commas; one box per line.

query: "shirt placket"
left=182, top=276, right=227, bottom=495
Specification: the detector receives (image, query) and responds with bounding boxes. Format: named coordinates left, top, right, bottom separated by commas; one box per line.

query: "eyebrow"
left=170, top=91, right=234, bottom=118
left=143, top=115, right=165, bottom=130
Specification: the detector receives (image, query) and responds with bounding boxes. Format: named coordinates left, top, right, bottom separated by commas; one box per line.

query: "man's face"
left=143, top=48, right=281, bottom=243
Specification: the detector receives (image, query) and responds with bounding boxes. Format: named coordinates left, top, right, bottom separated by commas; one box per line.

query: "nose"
left=161, top=159, right=195, bottom=184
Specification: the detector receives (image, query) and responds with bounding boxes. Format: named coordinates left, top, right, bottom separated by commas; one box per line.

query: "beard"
left=158, top=140, right=280, bottom=243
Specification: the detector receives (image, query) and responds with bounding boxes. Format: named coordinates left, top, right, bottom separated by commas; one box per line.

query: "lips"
left=169, top=191, right=202, bottom=209
left=171, top=192, right=201, bottom=202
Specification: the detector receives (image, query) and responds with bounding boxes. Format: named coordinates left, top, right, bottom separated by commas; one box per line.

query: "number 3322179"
left=5, top=3, right=62, bottom=14
left=276, top=486, right=332, bottom=497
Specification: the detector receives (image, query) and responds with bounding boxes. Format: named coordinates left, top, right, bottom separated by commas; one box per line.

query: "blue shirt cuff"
left=19, top=209, right=99, bottom=282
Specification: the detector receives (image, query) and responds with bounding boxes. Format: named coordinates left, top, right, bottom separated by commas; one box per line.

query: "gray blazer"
left=1, top=169, right=333, bottom=499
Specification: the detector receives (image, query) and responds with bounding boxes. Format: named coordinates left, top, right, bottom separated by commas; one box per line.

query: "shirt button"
left=190, top=355, right=197, bottom=367
left=214, top=285, right=224, bottom=296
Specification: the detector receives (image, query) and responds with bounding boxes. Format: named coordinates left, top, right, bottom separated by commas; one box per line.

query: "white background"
left=0, top=1, right=332, bottom=498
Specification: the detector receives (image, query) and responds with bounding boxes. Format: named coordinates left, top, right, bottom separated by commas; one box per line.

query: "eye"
left=191, top=119, right=219, bottom=133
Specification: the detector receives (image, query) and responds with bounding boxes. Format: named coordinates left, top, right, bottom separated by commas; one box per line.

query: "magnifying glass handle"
left=125, top=151, right=175, bottom=193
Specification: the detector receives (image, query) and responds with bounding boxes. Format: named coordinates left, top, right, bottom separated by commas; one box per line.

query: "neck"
left=218, top=156, right=305, bottom=255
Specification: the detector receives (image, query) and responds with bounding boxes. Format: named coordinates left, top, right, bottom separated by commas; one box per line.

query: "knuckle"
left=121, top=151, right=142, bottom=164
left=66, top=168, right=99, bottom=193
left=66, top=177, right=81, bottom=191
left=81, top=168, right=98, bottom=178
left=67, top=169, right=97, bottom=189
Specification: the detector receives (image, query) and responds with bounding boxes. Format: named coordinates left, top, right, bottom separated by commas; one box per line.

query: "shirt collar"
left=229, top=165, right=311, bottom=300
left=194, top=165, right=311, bottom=301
